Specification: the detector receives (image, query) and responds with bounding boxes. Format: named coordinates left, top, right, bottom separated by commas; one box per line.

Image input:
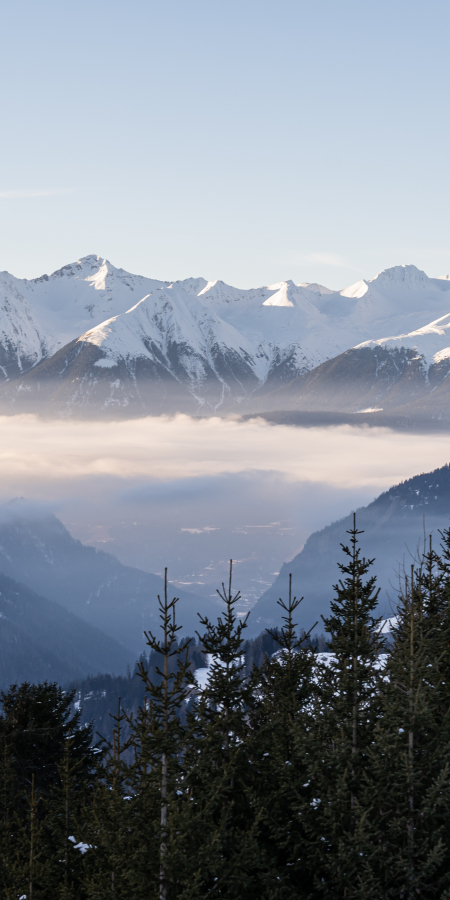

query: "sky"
left=2, top=0, right=450, bottom=288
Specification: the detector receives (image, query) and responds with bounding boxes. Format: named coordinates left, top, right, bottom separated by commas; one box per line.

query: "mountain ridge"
left=2, top=256, right=450, bottom=417
left=0, top=503, right=217, bottom=655
left=247, top=463, right=450, bottom=636
left=0, top=570, right=133, bottom=690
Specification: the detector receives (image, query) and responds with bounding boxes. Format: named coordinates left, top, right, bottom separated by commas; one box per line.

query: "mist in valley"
left=1, top=412, right=450, bottom=621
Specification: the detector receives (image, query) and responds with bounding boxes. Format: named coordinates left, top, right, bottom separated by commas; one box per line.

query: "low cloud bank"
left=0, top=414, right=447, bottom=605
left=0, top=413, right=448, bottom=490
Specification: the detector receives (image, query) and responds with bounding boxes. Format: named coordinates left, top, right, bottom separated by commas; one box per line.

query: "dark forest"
left=2, top=521, right=450, bottom=899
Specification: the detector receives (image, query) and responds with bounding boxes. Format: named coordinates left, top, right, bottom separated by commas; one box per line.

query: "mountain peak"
left=263, top=282, right=294, bottom=307
left=369, top=264, right=428, bottom=286
left=298, top=282, right=334, bottom=295
left=3, top=254, right=450, bottom=418
left=340, top=279, right=368, bottom=299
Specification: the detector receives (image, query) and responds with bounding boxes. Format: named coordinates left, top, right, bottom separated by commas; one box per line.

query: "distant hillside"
left=247, top=345, right=450, bottom=424
left=0, top=502, right=217, bottom=656
left=0, top=572, right=132, bottom=690
left=247, top=463, right=450, bottom=636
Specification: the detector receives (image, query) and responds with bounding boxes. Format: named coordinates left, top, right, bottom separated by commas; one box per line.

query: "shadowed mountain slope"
left=247, top=344, right=450, bottom=422
left=0, top=572, right=132, bottom=690
left=0, top=503, right=217, bottom=656
left=247, top=463, right=450, bottom=636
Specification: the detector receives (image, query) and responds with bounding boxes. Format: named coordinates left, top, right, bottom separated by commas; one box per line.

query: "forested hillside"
left=2, top=532, right=450, bottom=898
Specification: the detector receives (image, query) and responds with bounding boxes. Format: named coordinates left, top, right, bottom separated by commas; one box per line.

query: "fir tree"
left=0, top=722, right=15, bottom=897
left=303, top=515, right=384, bottom=898
left=429, top=526, right=450, bottom=724
left=0, top=682, right=94, bottom=899
left=126, top=568, right=194, bottom=900
left=178, top=561, right=263, bottom=899
left=83, top=699, right=133, bottom=899
left=0, top=682, right=94, bottom=810
left=365, top=553, right=450, bottom=898
left=42, top=727, right=94, bottom=898
left=247, top=574, right=318, bottom=898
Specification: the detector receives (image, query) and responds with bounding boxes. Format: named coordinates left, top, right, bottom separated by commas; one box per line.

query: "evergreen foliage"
left=303, top=515, right=384, bottom=898
left=365, top=545, right=450, bottom=898
left=178, top=561, right=263, bottom=898
left=2, top=526, right=450, bottom=897
left=0, top=681, right=95, bottom=898
left=83, top=699, right=132, bottom=899
left=247, top=574, right=317, bottom=898
left=127, top=569, right=194, bottom=899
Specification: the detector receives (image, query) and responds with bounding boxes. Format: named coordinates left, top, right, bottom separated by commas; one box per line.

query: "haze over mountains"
left=0, top=501, right=216, bottom=661
left=3, top=256, right=450, bottom=685
left=0, top=572, right=132, bottom=690
left=3, top=460, right=450, bottom=684
left=2, top=256, right=450, bottom=419
left=248, top=463, right=450, bottom=636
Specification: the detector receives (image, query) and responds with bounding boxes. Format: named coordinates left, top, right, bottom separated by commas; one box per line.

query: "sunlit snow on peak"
left=340, top=279, right=368, bottom=299
left=198, top=280, right=219, bottom=296
left=86, top=260, right=110, bottom=291
left=5, top=254, right=450, bottom=412
left=262, top=282, right=294, bottom=307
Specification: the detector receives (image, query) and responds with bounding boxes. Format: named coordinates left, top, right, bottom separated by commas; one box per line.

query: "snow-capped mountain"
left=357, top=312, right=450, bottom=369
left=253, top=269, right=450, bottom=421
left=2, top=256, right=450, bottom=416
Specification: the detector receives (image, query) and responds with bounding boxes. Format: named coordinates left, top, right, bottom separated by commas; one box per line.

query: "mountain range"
left=2, top=256, right=450, bottom=419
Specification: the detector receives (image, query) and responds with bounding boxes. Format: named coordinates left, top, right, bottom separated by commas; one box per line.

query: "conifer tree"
left=0, top=682, right=94, bottom=899
left=83, top=699, right=133, bottom=899
left=43, top=727, right=93, bottom=898
left=423, top=527, right=450, bottom=890
left=0, top=724, right=15, bottom=896
left=178, top=561, right=263, bottom=899
left=365, top=553, right=450, bottom=898
left=0, top=682, right=93, bottom=812
left=126, top=569, right=194, bottom=900
left=429, top=526, right=450, bottom=723
left=247, top=575, right=318, bottom=898
left=303, top=515, right=384, bottom=898
left=2, top=771, right=49, bottom=899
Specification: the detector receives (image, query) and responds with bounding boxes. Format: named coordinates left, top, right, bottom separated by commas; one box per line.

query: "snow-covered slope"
left=2, top=257, right=450, bottom=416
left=357, top=312, right=450, bottom=370
left=0, top=272, right=48, bottom=377
left=0, top=256, right=174, bottom=356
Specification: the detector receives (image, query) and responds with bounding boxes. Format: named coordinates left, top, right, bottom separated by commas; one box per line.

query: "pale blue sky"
left=1, top=0, right=450, bottom=288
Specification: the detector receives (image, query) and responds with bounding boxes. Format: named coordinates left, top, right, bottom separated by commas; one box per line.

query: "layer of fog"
left=1, top=413, right=449, bottom=487
left=0, top=414, right=449, bottom=607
